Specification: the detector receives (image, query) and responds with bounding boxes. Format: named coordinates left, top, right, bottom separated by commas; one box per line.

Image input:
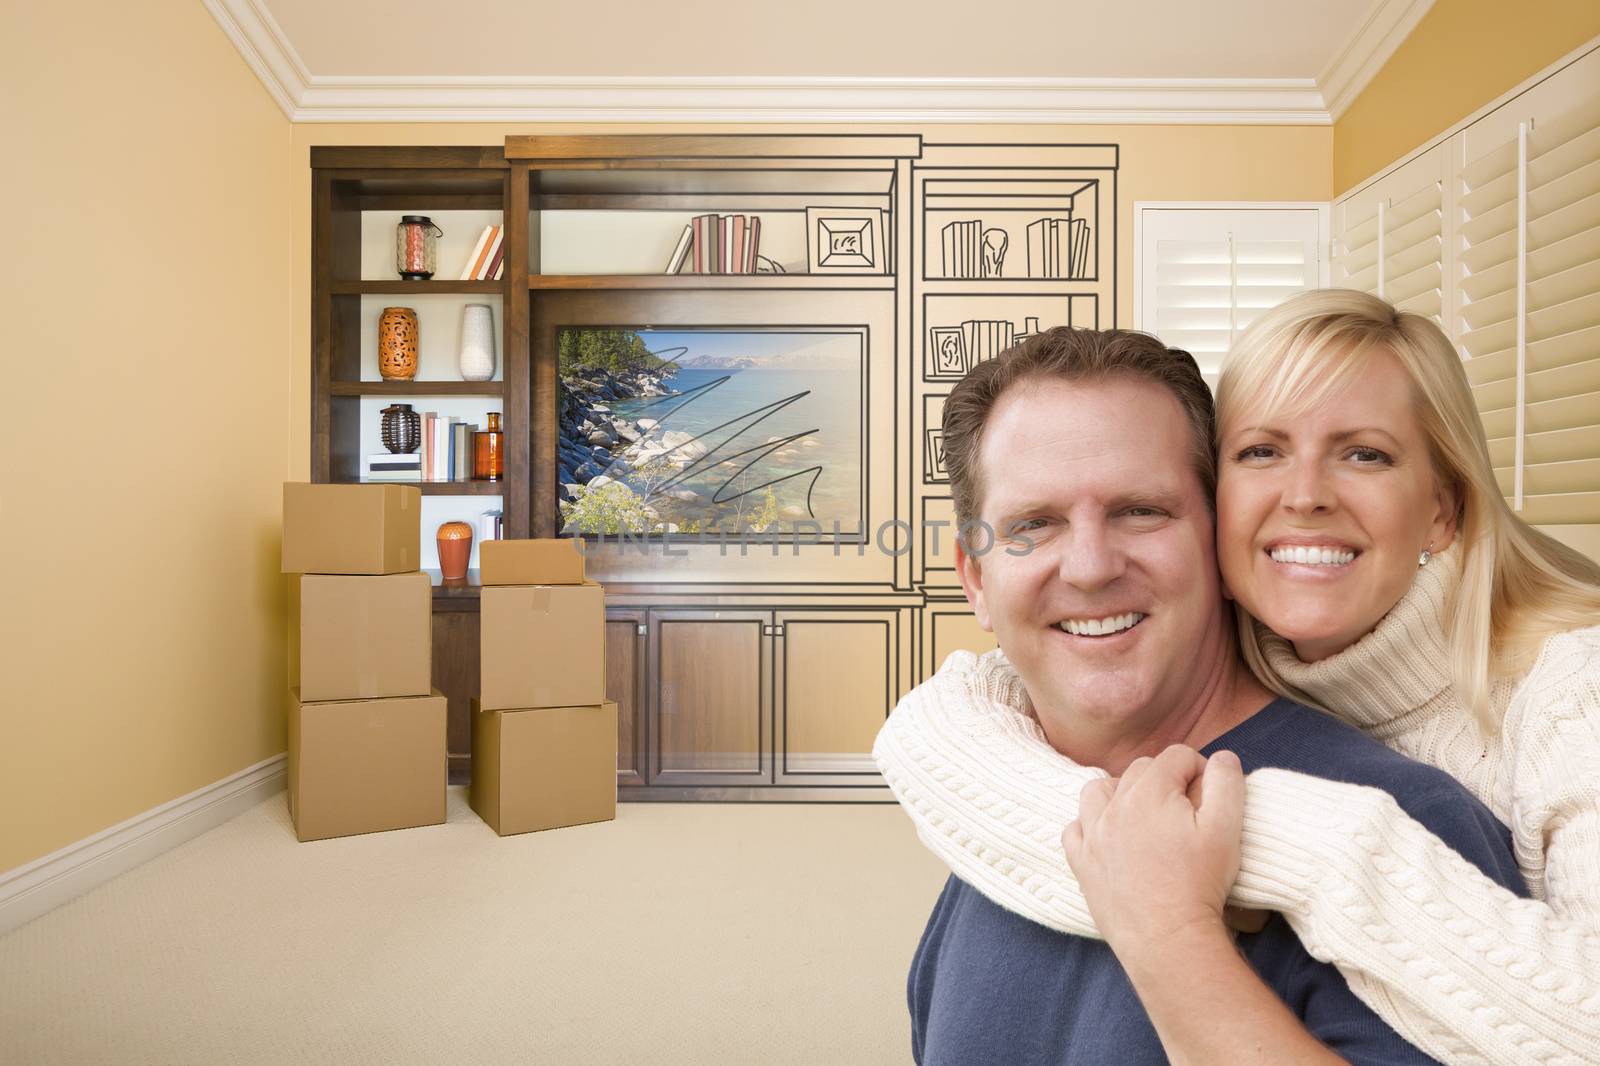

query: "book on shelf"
left=451, top=422, right=476, bottom=482
left=422, top=412, right=435, bottom=479
left=368, top=451, right=421, bottom=473
left=478, top=509, right=504, bottom=544
left=366, top=448, right=421, bottom=482
left=459, top=226, right=491, bottom=280
left=665, top=224, right=693, bottom=273
left=942, top=219, right=986, bottom=278
left=1023, top=216, right=1087, bottom=279
left=1026, top=218, right=1052, bottom=278
left=434, top=416, right=451, bottom=481
left=683, top=213, right=760, bottom=274
left=1071, top=218, right=1090, bottom=278
left=418, top=418, right=480, bottom=482
left=475, top=226, right=502, bottom=280
left=483, top=234, right=506, bottom=282
left=458, top=224, right=502, bottom=281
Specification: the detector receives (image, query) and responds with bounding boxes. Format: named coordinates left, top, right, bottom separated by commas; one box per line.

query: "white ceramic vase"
left=457, top=303, right=497, bottom=382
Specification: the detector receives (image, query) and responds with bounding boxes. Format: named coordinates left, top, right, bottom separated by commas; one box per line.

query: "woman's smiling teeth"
left=1057, top=612, right=1146, bottom=637
left=1269, top=545, right=1357, bottom=566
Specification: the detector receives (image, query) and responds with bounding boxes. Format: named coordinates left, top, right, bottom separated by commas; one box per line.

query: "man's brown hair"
left=943, top=327, right=1217, bottom=535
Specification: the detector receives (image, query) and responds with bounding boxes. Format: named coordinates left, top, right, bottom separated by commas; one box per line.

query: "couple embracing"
left=877, top=289, right=1600, bottom=1065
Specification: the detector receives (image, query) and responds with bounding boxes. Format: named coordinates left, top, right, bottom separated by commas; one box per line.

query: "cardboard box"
left=470, top=698, right=617, bottom=835
left=287, top=688, right=447, bottom=843
left=281, top=482, right=420, bottom=575
left=480, top=582, right=605, bottom=710
left=288, top=572, right=432, bottom=702
left=480, top=538, right=586, bottom=586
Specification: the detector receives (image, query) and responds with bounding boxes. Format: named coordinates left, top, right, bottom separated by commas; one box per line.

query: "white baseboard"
left=0, top=755, right=286, bottom=937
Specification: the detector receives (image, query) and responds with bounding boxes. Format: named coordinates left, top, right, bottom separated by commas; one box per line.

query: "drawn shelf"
left=525, top=273, right=895, bottom=291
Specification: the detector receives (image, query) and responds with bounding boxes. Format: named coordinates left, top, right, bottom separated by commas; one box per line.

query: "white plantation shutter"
left=1332, top=144, right=1447, bottom=327
left=1139, top=208, right=1325, bottom=383
left=1152, top=238, right=1233, bottom=365
left=1383, top=179, right=1445, bottom=321
left=1459, top=87, right=1600, bottom=524
left=1336, top=46, right=1600, bottom=542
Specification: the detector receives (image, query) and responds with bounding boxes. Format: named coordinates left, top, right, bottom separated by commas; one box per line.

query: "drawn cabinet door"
left=648, top=608, right=772, bottom=786
left=773, top=609, right=902, bottom=787
left=920, top=600, right=998, bottom=682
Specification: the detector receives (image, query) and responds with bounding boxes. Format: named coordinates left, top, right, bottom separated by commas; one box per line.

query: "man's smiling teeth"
left=1269, top=546, right=1357, bottom=566
left=1057, top=613, right=1145, bottom=637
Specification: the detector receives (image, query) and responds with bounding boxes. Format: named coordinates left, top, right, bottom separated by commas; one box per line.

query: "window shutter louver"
left=1462, top=90, right=1600, bottom=525
left=1154, top=238, right=1235, bottom=373
left=1382, top=181, right=1445, bottom=322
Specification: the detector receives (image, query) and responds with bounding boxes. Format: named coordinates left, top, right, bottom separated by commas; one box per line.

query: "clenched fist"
left=1061, top=744, right=1247, bottom=969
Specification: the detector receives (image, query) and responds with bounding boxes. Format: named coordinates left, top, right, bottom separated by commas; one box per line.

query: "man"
left=894, top=328, right=1524, bottom=1064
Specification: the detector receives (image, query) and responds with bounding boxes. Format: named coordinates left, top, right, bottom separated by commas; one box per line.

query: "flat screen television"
left=557, top=326, right=867, bottom=540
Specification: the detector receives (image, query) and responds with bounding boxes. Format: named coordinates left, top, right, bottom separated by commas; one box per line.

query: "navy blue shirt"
left=908, top=699, right=1528, bottom=1065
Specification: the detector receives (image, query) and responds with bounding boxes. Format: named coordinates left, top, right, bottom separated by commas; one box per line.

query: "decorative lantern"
left=380, top=404, right=421, bottom=454
left=396, top=215, right=443, bottom=280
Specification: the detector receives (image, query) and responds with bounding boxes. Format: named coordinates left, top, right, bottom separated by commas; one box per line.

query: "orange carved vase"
left=379, top=307, right=419, bottom=381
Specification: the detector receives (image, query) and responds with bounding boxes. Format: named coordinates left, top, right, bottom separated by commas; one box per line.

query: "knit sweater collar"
left=1257, top=544, right=1459, bottom=729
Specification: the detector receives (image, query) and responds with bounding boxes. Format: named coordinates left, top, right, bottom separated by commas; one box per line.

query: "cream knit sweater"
left=873, top=549, right=1600, bottom=1066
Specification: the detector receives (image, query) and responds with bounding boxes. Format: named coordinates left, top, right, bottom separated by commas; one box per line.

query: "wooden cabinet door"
left=648, top=609, right=772, bottom=786
left=605, top=608, right=647, bottom=788
left=773, top=609, right=901, bottom=787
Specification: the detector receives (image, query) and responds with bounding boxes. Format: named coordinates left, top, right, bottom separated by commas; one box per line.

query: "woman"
left=874, top=289, right=1600, bottom=1064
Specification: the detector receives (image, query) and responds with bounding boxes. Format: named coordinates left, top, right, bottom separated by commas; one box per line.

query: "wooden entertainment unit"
left=309, top=134, right=1118, bottom=799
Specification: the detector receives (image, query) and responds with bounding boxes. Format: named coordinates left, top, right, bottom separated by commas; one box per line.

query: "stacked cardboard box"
left=282, top=483, right=446, bottom=842
left=471, top=539, right=616, bottom=836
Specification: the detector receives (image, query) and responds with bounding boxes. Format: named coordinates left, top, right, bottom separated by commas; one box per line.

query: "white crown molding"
left=202, top=0, right=310, bottom=119
left=204, top=0, right=1331, bottom=125
left=1318, top=0, right=1436, bottom=122
left=289, top=75, right=1330, bottom=124
left=0, top=755, right=285, bottom=936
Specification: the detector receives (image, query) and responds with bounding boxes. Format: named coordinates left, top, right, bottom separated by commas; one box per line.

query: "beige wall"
left=2, top=19, right=1333, bottom=874
left=288, top=122, right=1331, bottom=477
left=1333, top=0, right=1600, bottom=194
left=0, top=1, right=292, bottom=870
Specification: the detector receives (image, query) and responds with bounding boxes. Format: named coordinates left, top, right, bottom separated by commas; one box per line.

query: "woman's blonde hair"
left=1217, top=288, right=1600, bottom=730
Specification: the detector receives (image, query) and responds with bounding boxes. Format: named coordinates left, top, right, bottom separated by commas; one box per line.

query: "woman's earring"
left=1419, top=546, right=1432, bottom=567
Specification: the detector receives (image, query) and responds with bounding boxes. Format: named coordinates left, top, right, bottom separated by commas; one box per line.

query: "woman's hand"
left=1061, top=745, right=1247, bottom=970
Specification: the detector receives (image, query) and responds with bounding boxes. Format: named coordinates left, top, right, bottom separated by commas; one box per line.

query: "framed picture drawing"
left=924, top=427, right=948, bottom=483
left=927, top=326, right=967, bottom=381
left=806, top=207, right=887, bottom=274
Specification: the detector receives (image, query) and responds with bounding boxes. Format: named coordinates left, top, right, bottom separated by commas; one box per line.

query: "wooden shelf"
left=918, top=277, right=1101, bottom=294
left=527, top=273, right=896, bottom=291
left=329, top=380, right=505, bottom=397
left=347, top=479, right=507, bottom=496
left=330, top=280, right=504, bottom=295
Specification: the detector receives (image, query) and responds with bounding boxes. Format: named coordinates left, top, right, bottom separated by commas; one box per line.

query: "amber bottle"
left=474, top=412, right=504, bottom=481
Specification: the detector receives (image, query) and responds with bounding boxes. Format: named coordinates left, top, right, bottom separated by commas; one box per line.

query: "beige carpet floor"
left=0, top=787, right=950, bottom=1065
